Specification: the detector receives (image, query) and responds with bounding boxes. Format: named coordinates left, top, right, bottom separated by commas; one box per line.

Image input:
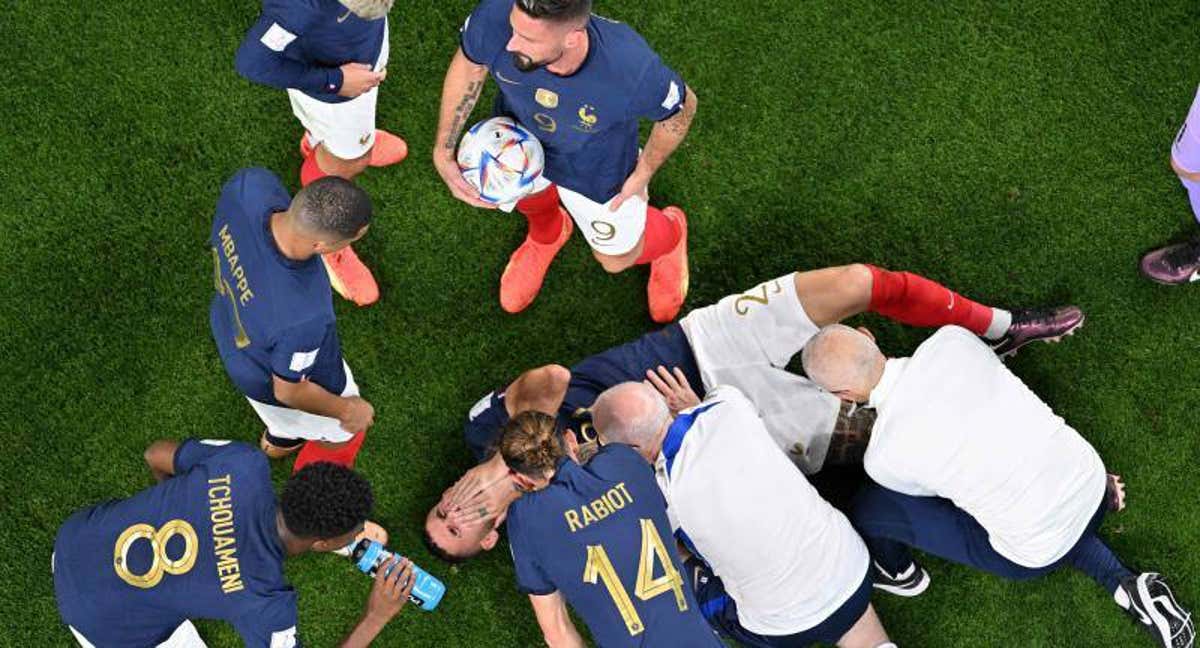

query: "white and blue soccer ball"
left=457, top=116, right=545, bottom=205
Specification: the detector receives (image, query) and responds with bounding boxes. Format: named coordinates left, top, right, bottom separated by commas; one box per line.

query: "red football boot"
left=647, top=207, right=689, bottom=323
left=499, top=210, right=573, bottom=314
left=323, top=246, right=380, bottom=307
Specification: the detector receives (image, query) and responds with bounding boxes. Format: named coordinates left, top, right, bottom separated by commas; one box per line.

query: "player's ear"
left=855, top=326, right=876, bottom=342
left=481, top=529, right=500, bottom=551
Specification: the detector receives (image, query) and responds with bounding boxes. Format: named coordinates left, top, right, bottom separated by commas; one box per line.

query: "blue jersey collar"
left=661, top=401, right=720, bottom=476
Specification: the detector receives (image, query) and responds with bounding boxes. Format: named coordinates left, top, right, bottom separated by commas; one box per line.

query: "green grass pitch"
left=4, top=0, right=1200, bottom=645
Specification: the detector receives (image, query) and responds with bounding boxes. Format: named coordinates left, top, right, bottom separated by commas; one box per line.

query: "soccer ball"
left=457, top=117, right=545, bottom=205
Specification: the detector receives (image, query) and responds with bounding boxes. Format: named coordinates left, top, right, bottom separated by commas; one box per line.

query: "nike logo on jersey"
left=495, top=71, right=522, bottom=86
left=338, top=9, right=353, bottom=23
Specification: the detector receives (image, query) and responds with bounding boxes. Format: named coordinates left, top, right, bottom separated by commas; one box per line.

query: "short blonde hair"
left=340, top=0, right=394, bottom=20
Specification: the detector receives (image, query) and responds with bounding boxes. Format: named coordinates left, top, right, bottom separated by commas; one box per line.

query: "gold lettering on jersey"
left=565, top=482, right=634, bottom=533
left=574, top=104, right=598, bottom=132
left=535, top=88, right=559, bottom=109
left=533, top=112, right=557, bottom=134
left=217, top=224, right=255, bottom=306
left=207, top=474, right=245, bottom=594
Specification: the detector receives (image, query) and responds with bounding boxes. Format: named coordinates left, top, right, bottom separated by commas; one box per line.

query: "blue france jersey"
left=463, top=324, right=702, bottom=462
left=506, top=445, right=720, bottom=647
left=53, top=441, right=299, bottom=648
left=236, top=0, right=388, bottom=102
left=209, top=168, right=346, bottom=406
left=460, top=0, right=687, bottom=203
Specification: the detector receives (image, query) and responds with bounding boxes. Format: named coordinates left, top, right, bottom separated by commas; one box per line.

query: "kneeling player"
left=53, top=439, right=414, bottom=647
left=424, top=263, right=1084, bottom=560
left=498, top=411, right=722, bottom=647
left=802, top=325, right=1195, bottom=648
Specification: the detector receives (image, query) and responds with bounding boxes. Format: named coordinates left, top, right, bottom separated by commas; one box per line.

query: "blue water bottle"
left=350, top=539, right=447, bottom=611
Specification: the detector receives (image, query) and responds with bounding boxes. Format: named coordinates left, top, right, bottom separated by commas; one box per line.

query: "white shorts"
left=287, top=21, right=389, bottom=160
left=69, top=622, right=206, bottom=648
left=247, top=361, right=359, bottom=444
left=1172, top=83, right=1200, bottom=173
left=680, top=273, right=841, bottom=474
left=524, top=176, right=648, bottom=255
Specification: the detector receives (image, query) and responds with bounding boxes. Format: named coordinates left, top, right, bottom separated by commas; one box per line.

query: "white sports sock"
left=984, top=308, right=1013, bottom=340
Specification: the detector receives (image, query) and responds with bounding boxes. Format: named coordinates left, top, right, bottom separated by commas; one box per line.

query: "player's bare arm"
left=143, top=440, right=180, bottom=482
left=433, top=48, right=496, bottom=208
left=338, top=557, right=415, bottom=648
left=610, top=86, right=699, bottom=211
left=529, top=591, right=586, bottom=648
left=273, top=374, right=375, bottom=433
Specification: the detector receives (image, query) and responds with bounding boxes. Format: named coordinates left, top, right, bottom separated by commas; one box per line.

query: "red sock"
left=292, top=430, right=367, bottom=474
left=866, top=265, right=994, bottom=335
left=516, top=185, right=565, bottom=244
left=635, top=206, right=681, bottom=265
left=300, top=153, right=329, bottom=187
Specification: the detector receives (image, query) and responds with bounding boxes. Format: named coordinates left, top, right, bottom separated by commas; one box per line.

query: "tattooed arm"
left=433, top=47, right=495, bottom=209
left=609, top=86, right=698, bottom=211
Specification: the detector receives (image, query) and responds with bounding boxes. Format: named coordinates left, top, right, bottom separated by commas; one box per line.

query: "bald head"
left=592, top=382, right=670, bottom=458
left=801, top=324, right=886, bottom=402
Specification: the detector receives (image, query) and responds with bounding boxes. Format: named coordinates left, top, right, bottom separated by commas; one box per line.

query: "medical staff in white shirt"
left=801, top=324, right=1194, bottom=648
left=590, top=381, right=898, bottom=648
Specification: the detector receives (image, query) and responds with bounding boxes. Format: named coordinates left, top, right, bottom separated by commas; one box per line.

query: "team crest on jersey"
left=535, top=88, right=559, bottom=109
left=574, top=105, right=598, bottom=132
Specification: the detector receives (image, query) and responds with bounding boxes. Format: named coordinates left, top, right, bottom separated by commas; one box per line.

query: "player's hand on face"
left=645, top=366, right=700, bottom=415
left=365, top=557, right=414, bottom=622
left=438, top=463, right=489, bottom=514
left=338, top=62, right=386, bottom=98
left=609, top=166, right=652, bottom=212
left=446, top=478, right=507, bottom=530
left=339, top=396, right=375, bottom=433
left=432, top=152, right=498, bottom=210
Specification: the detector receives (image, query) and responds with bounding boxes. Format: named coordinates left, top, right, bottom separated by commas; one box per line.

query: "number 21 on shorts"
left=583, top=518, right=688, bottom=636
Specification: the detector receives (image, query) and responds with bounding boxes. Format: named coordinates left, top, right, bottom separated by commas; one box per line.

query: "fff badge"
left=535, top=88, right=559, bottom=109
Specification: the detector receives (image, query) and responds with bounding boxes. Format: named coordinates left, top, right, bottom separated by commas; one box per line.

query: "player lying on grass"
left=236, top=0, right=407, bottom=306
left=1141, top=81, right=1200, bottom=285
left=424, top=263, right=1084, bottom=561
left=210, top=170, right=380, bottom=483
left=494, top=411, right=723, bottom=647
left=591, top=382, right=899, bottom=648
left=801, top=325, right=1195, bottom=648
left=53, top=440, right=413, bottom=647
left=433, top=0, right=697, bottom=321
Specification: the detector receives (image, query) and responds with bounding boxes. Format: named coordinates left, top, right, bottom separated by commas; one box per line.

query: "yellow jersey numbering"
left=565, top=482, right=634, bottom=533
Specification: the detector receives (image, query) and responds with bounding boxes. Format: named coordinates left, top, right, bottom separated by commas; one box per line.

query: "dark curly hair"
left=515, top=0, right=592, bottom=24
left=292, top=176, right=373, bottom=240
left=280, top=462, right=374, bottom=539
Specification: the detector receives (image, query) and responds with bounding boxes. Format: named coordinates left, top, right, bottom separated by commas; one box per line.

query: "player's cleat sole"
left=871, top=560, right=931, bottom=598
left=323, top=245, right=380, bottom=307
left=260, top=430, right=303, bottom=460
left=1140, top=239, right=1200, bottom=286
left=1116, top=573, right=1195, bottom=648
left=334, top=520, right=390, bottom=557
left=991, top=305, right=1085, bottom=358
left=499, top=209, right=573, bottom=314
left=368, top=130, right=408, bottom=168
left=647, top=207, right=689, bottom=324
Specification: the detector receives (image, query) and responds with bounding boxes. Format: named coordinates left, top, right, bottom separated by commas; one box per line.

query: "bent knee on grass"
left=794, top=263, right=875, bottom=327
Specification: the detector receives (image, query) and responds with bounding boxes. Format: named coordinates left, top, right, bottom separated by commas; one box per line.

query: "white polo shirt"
left=864, top=326, right=1107, bottom=569
left=656, top=386, right=869, bottom=636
